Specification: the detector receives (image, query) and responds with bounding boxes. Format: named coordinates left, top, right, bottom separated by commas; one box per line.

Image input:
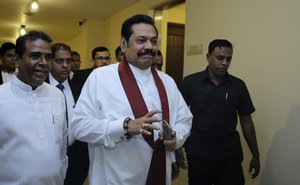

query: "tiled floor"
left=83, top=169, right=188, bottom=185
left=172, top=169, right=188, bottom=185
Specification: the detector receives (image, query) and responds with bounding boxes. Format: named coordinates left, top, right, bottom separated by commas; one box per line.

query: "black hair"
left=16, top=30, right=52, bottom=58
left=71, top=51, right=80, bottom=57
left=208, top=39, right=233, bottom=54
left=92, top=46, right=109, bottom=59
left=157, top=49, right=162, bottom=56
left=52, top=43, right=72, bottom=55
left=121, top=14, right=158, bottom=42
left=0, top=42, right=15, bottom=56
left=115, top=46, right=121, bottom=57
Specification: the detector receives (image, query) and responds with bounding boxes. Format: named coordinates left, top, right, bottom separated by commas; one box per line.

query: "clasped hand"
left=126, top=109, right=177, bottom=151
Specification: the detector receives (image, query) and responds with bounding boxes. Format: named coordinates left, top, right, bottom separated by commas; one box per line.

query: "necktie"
left=56, top=83, right=65, bottom=92
left=56, top=83, right=68, bottom=122
left=56, top=83, right=69, bottom=146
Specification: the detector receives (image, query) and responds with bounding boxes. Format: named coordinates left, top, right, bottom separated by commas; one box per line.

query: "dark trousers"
left=187, top=154, right=245, bottom=185
left=64, top=141, right=89, bottom=185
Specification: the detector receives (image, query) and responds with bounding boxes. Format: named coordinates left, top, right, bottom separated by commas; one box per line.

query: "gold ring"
left=145, top=123, right=148, bottom=129
left=142, top=123, right=146, bottom=129
left=140, top=128, right=143, bottom=134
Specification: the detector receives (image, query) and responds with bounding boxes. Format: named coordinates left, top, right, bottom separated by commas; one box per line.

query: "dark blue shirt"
left=180, top=68, right=255, bottom=160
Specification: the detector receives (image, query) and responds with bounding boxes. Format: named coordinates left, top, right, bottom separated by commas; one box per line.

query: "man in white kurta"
left=0, top=76, right=68, bottom=184
left=72, top=14, right=192, bottom=185
left=0, top=30, right=68, bottom=185
left=72, top=62, right=192, bottom=185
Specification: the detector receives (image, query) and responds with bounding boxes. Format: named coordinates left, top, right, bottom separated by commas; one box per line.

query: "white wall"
left=185, top=0, right=300, bottom=185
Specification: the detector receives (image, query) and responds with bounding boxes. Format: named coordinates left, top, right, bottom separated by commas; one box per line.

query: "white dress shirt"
left=0, top=75, right=68, bottom=185
left=1, top=68, right=18, bottom=83
left=71, top=63, right=192, bottom=185
left=49, top=74, right=75, bottom=145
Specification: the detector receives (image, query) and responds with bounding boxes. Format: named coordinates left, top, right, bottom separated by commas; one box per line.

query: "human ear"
left=120, top=38, right=127, bottom=52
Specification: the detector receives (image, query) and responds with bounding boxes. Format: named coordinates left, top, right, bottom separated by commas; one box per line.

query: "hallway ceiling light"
left=19, top=25, right=26, bottom=36
left=29, top=0, right=40, bottom=13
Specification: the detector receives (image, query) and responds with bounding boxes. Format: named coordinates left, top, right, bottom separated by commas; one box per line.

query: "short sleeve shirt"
left=180, top=68, right=255, bottom=159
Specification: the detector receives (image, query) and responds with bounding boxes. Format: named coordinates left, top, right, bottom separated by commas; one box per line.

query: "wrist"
left=123, top=117, right=132, bottom=139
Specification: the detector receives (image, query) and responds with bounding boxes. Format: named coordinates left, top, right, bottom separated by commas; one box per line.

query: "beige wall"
left=185, top=0, right=300, bottom=185
left=67, top=19, right=105, bottom=69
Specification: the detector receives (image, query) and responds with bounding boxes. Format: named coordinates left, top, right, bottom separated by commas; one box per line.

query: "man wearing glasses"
left=72, top=46, right=111, bottom=88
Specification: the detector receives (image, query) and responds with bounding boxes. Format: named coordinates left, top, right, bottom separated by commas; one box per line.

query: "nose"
left=104, top=59, right=110, bottom=65
left=144, top=40, right=155, bottom=49
left=221, top=58, right=231, bottom=66
left=39, top=56, right=48, bottom=65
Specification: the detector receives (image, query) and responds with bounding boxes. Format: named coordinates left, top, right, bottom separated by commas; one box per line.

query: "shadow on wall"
left=260, top=104, right=300, bottom=185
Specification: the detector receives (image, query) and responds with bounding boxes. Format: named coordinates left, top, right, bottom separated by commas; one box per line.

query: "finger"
left=252, top=170, right=259, bottom=179
left=163, top=140, right=176, bottom=151
left=142, top=129, right=152, bottom=136
left=171, top=131, right=176, bottom=137
left=145, top=123, right=160, bottom=130
left=145, top=109, right=162, bottom=118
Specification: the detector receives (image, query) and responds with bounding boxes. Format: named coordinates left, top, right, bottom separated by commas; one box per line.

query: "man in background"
left=46, top=43, right=88, bottom=185
left=180, top=39, right=260, bottom=185
left=72, top=46, right=110, bottom=88
left=0, top=42, right=17, bottom=84
left=69, top=51, right=81, bottom=79
left=115, top=46, right=125, bottom=62
left=152, top=49, right=163, bottom=71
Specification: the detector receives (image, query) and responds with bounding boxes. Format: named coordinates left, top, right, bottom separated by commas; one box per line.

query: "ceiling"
left=0, top=0, right=139, bottom=44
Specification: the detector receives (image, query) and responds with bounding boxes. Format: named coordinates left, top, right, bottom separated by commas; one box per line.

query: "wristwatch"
left=123, top=117, right=132, bottom=139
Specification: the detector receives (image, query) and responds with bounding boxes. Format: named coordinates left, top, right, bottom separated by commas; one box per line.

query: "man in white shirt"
left=0, top=30, right=68, bottom=185
left=46, top=43, right=88, bottom=185
left=71, top=14, right=192, bottom=185
left=0, top=42, right=17, bottom=84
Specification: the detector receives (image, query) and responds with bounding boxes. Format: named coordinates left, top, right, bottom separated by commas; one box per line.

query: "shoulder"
left=73, top=68, right=93, bottom=77
left=41, top=82, right=64, bottom=97
left=0, top=81, right=11, bottom=94
left=227, top=73, right=246, bottom=86
left=182, top=71, right=205, bottom=86
left=157, top=70, right=175, bottom=83
left=92, top=63, right=118, bottom=77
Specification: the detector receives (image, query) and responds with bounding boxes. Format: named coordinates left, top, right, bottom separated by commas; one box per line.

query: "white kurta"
left=0, top=75, right=68, bottom=185
left=71, top=63, right=192, bottom=185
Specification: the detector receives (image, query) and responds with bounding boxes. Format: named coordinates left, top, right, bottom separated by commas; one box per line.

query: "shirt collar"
left=49, top=73, right=68, bottom=87
left=203, top=66, right=232, bottom=84
left=128, top=63, right=151, bottom=78
left=12, top=74, right=44, bottom=92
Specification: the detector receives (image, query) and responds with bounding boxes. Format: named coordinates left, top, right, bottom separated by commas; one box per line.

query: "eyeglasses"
left=54, top=58, right=73, bottom=65
left=94, top=56, right=111, bottom=61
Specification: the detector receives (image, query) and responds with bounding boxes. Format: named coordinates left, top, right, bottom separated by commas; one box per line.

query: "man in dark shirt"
left=180, top=39, right=260, bottom=185
left=71, top=46, right=110, bottom=88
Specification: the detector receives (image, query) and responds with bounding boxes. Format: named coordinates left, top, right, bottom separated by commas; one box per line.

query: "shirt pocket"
left=52, top=113, right=64, bottom=144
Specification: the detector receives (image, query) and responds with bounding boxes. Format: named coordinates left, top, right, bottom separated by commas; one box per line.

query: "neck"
left=208, top=71, right=225, bottom=86
left=2, top=67, right=15, bottom=74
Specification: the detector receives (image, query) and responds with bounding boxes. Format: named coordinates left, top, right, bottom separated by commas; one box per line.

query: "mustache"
left=137, top=49, right=156, bottom=57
